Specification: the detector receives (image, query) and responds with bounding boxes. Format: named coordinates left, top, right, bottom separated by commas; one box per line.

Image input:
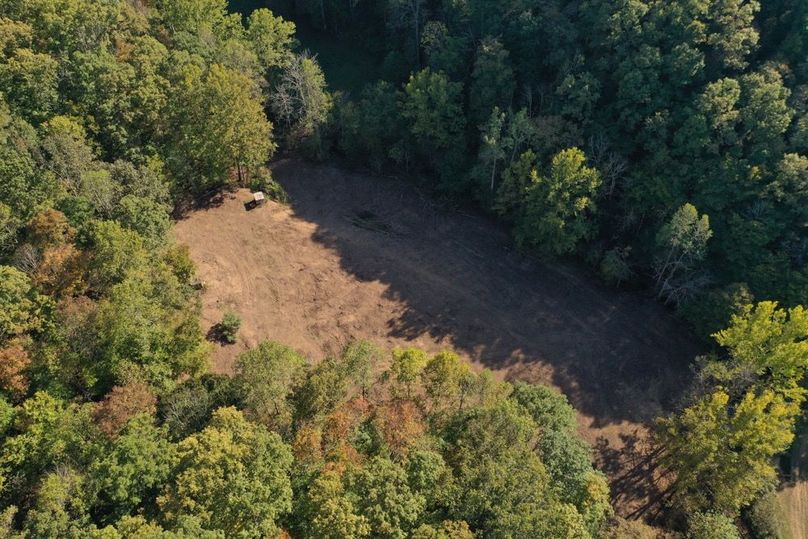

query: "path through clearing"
left=174, top=159, right=701, bottom=517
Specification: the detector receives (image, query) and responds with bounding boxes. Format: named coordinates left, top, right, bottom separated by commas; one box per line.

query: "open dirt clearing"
left=174, top=159, right=701, bottom=517
left=779, top=430, right=808, bottom=539
left=779, top=482, right=808, bottom=539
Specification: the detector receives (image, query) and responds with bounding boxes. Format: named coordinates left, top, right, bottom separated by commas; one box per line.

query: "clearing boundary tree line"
left=0, top=0, right=805, bottom=537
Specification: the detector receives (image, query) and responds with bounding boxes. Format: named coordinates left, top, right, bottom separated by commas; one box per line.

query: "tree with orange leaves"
left=31, top=243, right=85, bottom=297
left=93, top=382, right=157, bottom=437
left=374, top=400, right=426, bottom=457
left=0, top=336, right=31, bottom=400
left=25, top=209, right=75, bottom=250
left=321, top=397, right=373, bottom=464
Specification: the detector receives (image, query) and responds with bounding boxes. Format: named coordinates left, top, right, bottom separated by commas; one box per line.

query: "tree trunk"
left=413, top=0, right=420, bottom=68
left=320, top=0, right=326, bottom=30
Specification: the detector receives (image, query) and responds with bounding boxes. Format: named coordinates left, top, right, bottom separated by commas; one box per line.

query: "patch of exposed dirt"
left=779, top=482, right=808, bottom=539
left=173, top=159, right=701, bottom=518
left=779, top=429, right=808, bottom=539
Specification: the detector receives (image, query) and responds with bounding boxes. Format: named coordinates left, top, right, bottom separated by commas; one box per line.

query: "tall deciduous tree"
left=40, top=116, right=96, bottom=193
left=389, top=348, right=428, bottom=399
left=158, top=407, right=293, bottom=537
left=687, top=512, right=740, bottom=539
left=420, top=351, right=472, bottom=412
left=0, top=48, right=58, bottom=124
left=88, top=414, right=176, bottom=524
left=339, top=81, right=402, bottom=171
left=168, top=63, right=274, bottom=192
left=654, top=203, right=713, bottom=305
left=473, top=107, right=507, bottom=199
left=22, top=467, right=95, bottom=538
left=658, top=388, right=799, bottom=514
left=346, top=456, right=426, bottom=539
left=514, top=147, right=601, bottom=257
left=299, top=470, right=370, bottom=539
left=247, top=8, right=296, bottom=71
left=0, top=392, right=100, bottom=500
left=270, top=52, right=332, bottom=144
left=400, top=68, right=466, bottom=188
left=234, top=340, right=308, bottom=432
left=0, top=265, right=43, bottom=340
left=711, top=301, right=808, bottom=395
left=469, top=38, right=515, bottom=126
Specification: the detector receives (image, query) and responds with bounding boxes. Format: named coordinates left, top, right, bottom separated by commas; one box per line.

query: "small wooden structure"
left=246, top=191, right=266, bottom=210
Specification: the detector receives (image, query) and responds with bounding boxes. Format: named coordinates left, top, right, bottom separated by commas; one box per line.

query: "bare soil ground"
left=174, top=159, right=701, bottom=518
left=779, top=430, right=808, bottom=539
left=779, top=482, right=808, bottom=539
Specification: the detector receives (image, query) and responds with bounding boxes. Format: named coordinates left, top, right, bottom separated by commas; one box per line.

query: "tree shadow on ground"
left=271, top=159, right=701, bottom=429
left=596, top=430, right=677, bottom=524
left=206, top=323, right=237, bottom=345
left=174, top=186, right=238, bottom=219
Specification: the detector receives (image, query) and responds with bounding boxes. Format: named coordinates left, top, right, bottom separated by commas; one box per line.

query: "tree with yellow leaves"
left=657, top=301, right=808, bottom=515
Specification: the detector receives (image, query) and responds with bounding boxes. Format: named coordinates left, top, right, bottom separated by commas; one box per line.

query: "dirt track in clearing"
left=779, top=430, right=808, bottom=539
left=174, top=159, right=701, bottom=517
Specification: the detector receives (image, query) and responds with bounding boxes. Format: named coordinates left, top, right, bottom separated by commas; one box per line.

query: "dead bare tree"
left=13, top=244, right=40, bottom=275
left=653, top=204, right=713, bottom=305
left=587, top=133, right=628, bottom=198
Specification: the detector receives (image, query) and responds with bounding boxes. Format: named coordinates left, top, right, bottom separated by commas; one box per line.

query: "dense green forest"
left=0, top=0, right=805, bottom=537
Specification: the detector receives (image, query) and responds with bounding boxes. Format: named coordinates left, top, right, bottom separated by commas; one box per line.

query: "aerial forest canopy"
left=0, top=0, right=806, bottom=537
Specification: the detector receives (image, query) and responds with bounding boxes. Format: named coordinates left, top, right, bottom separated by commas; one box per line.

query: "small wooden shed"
left=246, top=191, right=266, bottom=210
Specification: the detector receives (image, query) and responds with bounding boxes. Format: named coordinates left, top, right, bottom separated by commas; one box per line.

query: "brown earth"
left=779, top=430, right=808, bottom=539
left=779, top=482, right=808, bottom=539
left=173, top=159, right=701, bottom=518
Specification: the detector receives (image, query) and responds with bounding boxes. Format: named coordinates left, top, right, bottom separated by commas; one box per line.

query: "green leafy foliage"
left=654, top=203, right=713, bottom=305
left=270, top=52, right=332, bottom=151
left=234, top=340, right=307, bottom=431
left=218, top=310, right=241, bottom=344
left=0, top=265, right=44, bottom=339
left=745, top=490, right=792, bottom=539
left=345, top=456, right=426, bottom=538
left=0, top=47, right=58, bottom=124
left=469, top=38, right=515, bottom=126
left=712, top=301, right=808, bottom=392
left=0, top=8, right=293, bottom=530
left=658, top=388, right=799, bottom=514
left=158, top=407, right=293, bottom=537
left=167, top=63, right=275, bottom=193
left=338, top=81, right=401, bottom=171
left=400, top=68, right=466, bottom=188
left=513, top=148, right=602, bottom=256
left=88, top=415, right=176, bottom=524
left=687, top=512, right=741, bottom=539
left=247, top=8, right=295, bottom=71
left=657, top=301, right=808, bottom=516
left=298, top=470, right=370, bottom=539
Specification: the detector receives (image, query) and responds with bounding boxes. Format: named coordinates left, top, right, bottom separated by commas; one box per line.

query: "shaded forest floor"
left=174, top=159, right=701, bottom=519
